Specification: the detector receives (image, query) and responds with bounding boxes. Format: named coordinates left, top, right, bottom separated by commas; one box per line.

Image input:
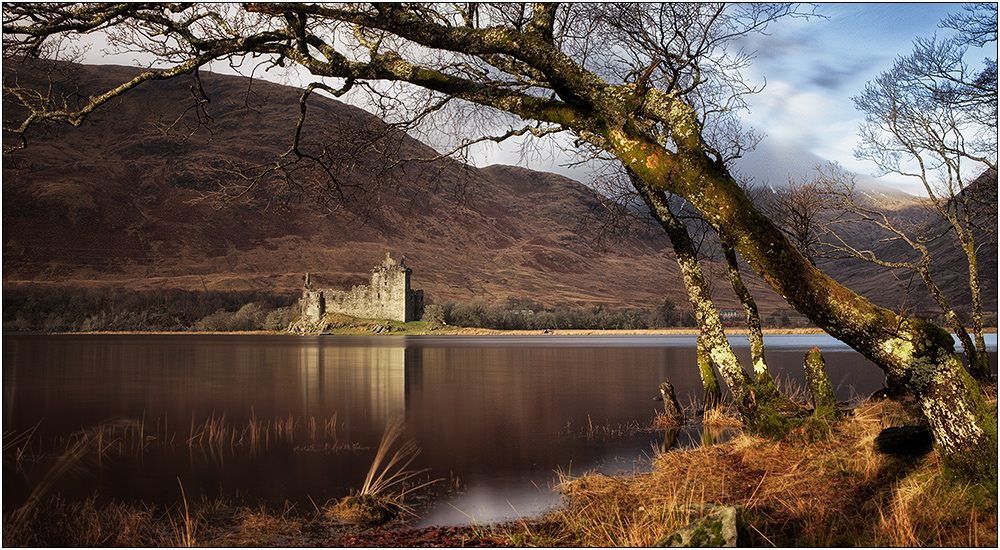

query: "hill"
left=812, top=169, right=998, bottom=319
left=3, top=61, right=993, bottom=322
left=2, top=61, right=780, bottom=314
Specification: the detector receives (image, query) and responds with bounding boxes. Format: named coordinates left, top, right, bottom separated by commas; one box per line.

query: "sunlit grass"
left=498, top=395, right=998, bottom=547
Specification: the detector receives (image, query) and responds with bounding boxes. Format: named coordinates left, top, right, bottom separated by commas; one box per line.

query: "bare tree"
left=2, top=3, right=994, bottom=475
left=758, top=176, right=828, bottom=265
left=846, top=5, right=996, bottom=385
left=817, top=163, right=995, bottom=385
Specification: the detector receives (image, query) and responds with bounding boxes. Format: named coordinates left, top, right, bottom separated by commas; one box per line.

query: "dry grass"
left=2, top=495, right=331, bottom=547
left=2, top=413, right=364, bottom=545
left=701, top=403, right=745, bottom=429
left=504, top=396, right=998, bottom=547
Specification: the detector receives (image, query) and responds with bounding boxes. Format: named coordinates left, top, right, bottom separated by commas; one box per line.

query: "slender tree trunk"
left=629, top=170, right=794, bottom=431
left=919, top=265, right=992, bottom=385
left=803, top=347, right=840, bottom=419
left=722, top=243, right=773, bottom=387
left=697, top=336, right=723, bottom=410
left=960, top=235, right=992, bottom=384
left=722, top=242, right=804, bottom=414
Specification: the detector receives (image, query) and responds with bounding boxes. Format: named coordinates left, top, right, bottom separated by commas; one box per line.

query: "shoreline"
left=25, top=326, right=999, bottom=337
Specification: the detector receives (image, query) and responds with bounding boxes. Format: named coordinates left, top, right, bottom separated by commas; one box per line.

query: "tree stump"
left=803, top=347, right=840, bottom=418
left=659, top=381, right=687, bottom=425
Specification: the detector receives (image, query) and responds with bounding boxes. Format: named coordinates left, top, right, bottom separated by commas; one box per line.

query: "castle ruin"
left=300, top=253, right=424, bottom=323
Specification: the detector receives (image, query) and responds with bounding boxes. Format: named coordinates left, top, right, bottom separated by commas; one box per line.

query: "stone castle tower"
left=300, top=253, right=424, bottom=323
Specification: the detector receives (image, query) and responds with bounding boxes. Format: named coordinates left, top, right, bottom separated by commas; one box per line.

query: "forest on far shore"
left=2, top=286, right=830, bottom=333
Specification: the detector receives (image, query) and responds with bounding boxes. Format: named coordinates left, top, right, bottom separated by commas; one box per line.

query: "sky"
left=77, top=3, right=991, bottom=197
left=460, top=2, right=990, bottom=197
left=732, top=2, right=988, bottom=196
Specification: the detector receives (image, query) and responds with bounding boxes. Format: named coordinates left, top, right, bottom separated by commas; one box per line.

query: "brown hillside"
left=2, top=61, right=771, bottom=312
left=5, top=61, right=991, bottom=320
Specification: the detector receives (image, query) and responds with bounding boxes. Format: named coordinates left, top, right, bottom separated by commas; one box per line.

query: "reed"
left=573, top=415, right=645, bottom=440
left=5, top=413, right=356, bottom=466
left=167, top=478, right=198, bottom=547
left=325, top=418, right=439, bottom=528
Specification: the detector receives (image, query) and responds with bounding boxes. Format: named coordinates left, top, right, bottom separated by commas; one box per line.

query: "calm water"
left=3, top=333, right=996, bottom=526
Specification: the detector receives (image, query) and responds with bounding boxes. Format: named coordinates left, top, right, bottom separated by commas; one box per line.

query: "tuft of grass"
left=701, top=402, right=744, bottom=429
left=167, top=479, right=198, bottom=547
left=324, top=419, right=439, bottom=528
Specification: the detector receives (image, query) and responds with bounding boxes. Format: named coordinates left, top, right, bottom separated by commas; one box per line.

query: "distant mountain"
left=820, top=169, right=998, bottom=317
left=3, top=61, right=993, bottom=321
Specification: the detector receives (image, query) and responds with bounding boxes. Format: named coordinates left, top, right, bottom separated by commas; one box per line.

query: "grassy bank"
left=491, top=395, right=998, bottom=547
left=4, top=393, right=995, bottom=547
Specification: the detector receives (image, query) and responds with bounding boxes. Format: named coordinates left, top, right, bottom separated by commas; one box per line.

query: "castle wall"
left=299, top=254, right=424, bottom=323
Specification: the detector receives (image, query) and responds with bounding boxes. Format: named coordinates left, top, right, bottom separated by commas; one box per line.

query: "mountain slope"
left=4, top=61, right=992, bottom=321
left=3, top=61, right=778, bottom=312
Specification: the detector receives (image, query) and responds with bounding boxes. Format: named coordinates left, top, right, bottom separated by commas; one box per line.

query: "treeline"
left=3, top=286, right=299, bottom=333
left=3, top=285, right=827, bottom=333
left=429, top=298, right=817, bottom=331
left=429, top=298, right=685, bottom=331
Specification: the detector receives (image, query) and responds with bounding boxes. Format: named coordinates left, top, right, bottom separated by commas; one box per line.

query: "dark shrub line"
left=2, top=286, right=298, bottom=332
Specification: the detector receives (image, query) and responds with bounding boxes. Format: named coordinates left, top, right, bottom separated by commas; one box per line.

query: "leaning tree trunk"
left=630, top=174, right=753, bottom=400
left=631, top=170, right=796, bottom=433
left=723, top=242, right=804, bottom=416
left=722, top=243, right=774, bottom=389
left=610, top=113, right=994, bottom=475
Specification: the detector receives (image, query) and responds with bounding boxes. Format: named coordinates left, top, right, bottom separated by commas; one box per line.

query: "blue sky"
left=731, top=2, right=985, bottom=196
left=587, top=2, right=985, bottom=196
left=457, top=3, right=989, bottom=197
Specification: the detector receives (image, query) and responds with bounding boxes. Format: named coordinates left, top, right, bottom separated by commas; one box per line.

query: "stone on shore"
left=655, top=505, right=749, bottom=547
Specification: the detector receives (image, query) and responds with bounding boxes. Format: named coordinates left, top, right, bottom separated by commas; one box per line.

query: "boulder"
left=874, top=425, right=934, bottom=456
left=655, top=505, right=749, bottom=547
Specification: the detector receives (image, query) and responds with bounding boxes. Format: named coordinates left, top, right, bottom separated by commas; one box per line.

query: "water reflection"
left=3, top=333, right=996, bottom=527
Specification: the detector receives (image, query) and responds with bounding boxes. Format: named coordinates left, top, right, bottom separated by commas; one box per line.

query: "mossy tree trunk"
left=620, top=123, right=992, bottom=463
left=631, top=173, right=757, bottom=420
left=722, top=243, right=773, bottom=388
left=803, top=347, right=840, bottom=419
left=696, top=336, right=723, bottom=411
left=632, top=171, right=795, bottom=433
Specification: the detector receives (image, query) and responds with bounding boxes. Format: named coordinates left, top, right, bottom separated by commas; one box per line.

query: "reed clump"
left=5, top=412, right=359, bottom=477
left=502, top=395, right=998, bottom=547
left=324, top=419, right=438, bottom=529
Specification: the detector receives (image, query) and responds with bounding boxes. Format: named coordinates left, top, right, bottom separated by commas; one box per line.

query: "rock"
left=874, top=425, right=934, bottom=456
left=656, top=505, right=749, bottom=547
